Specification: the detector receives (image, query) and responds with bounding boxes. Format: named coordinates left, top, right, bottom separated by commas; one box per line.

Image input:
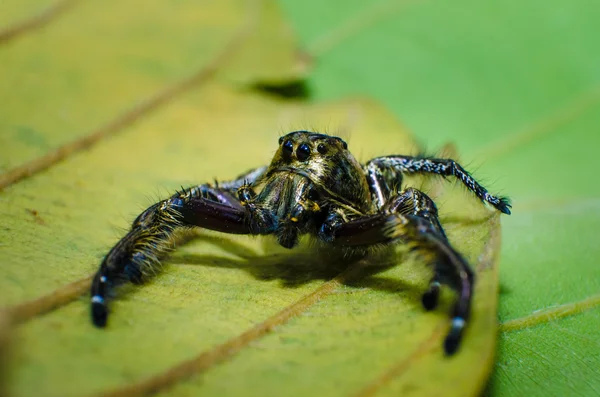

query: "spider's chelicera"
left=91, top=131, right=510, bottom=355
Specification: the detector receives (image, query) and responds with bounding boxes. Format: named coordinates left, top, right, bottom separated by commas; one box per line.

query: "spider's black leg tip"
left=422, top=281, right=440, bottom=311
left=91, top=296, right=108, bottom=328
left=443, top=317, right=465, bottom=356
left=497, top=197, right=512, bottom=215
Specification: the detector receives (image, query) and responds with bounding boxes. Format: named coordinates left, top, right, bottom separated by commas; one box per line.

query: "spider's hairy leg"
left=366, top=156, right=512, bottom=214
left=382, top=187, right=448, bottom=312
left=384, top=190, right=475, bottom=347
left=421, top=276, right=441, bottom=311
left=217, top=165, right=267, bottom=192
left=320, top=194, right=474, bottom=356
left=91, top=183, right=269, bottom=328
left=383, top=187, right=446, bottom=240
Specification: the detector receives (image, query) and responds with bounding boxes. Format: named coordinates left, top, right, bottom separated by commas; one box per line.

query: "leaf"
left=0, top=2, right=524, bottom=397
left=0, top=0, right=75, bottom=43
left=0, top=0, right=304, bottom=177
left=278, top=0, right=600, bottom=396
left=0, top=2, right=504, bottom=394
left=1, top=78, right=501, bottom=397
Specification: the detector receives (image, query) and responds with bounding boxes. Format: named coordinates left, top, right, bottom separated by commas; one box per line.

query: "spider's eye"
left=282, top=140, right=294, bottom=157
left=307, top=188, right=320, bottom=201
left=341, top=140, right=348, bottom=150
left=278, top=136, right=284, bottom=145
left=317, top=143, right=327, bottom=154
left=297, top=143, right=311, bottom=161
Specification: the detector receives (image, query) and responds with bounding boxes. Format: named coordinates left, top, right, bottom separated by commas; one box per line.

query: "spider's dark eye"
left=278, top=136, right=284, bottom=145
left=296, top=143, right=311, bottom=161
left=341, top=140, right=348, bottom=150
left=282, top=140, right=294, bottom=157
left=317, top=143, right=327, bottom=154
left=307, top=188, right=320, bottom=201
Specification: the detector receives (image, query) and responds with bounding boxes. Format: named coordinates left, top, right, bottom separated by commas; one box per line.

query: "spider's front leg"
left=366, top=155, right=512, bottom=214
left=319, top=189, right=474, bottom=355
left=91, top=168, right=271, bottom=327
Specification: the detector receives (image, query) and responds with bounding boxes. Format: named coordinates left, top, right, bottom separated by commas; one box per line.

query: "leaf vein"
left=0, top=0, right=77, bottom=45
left=307, top=0, right=423, bottom=58
left=0, top=0, right=258, bottom=191
left=475, top=86, right=600, bottom=162
left=499, top=294, right=600, bottom=333
left=5, top=275, right=92, bottom=325
left=90, top=263, right=366, bottom=397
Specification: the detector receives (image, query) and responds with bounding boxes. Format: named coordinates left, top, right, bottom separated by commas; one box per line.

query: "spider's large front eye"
left=297, top=143, right=311, bottom=161
left=282, top=140, right=294, bottom=157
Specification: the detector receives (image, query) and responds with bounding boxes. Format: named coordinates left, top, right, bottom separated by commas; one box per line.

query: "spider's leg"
left=320, top=198, right=473, bottom=356
left=217, top=165, right=268, bottom=192
left=383, top=187, right=446, bottom=240
left=366, top=155, right=511, bottom=214
left=365, top=161, right=394, bottom=209
left=91, top=184, right=274, bottom=328
left=381, top=187, right=448, bottom=311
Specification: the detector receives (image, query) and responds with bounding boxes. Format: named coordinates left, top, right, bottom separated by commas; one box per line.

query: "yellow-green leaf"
left=1, top=81, right=501, bottom=396
left=1, top=2, right=507, bottom=397
left=0, top=0, right=303, bottom=175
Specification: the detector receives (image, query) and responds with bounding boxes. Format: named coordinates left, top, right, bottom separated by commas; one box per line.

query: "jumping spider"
left=91, top=130, right=510, bottom=355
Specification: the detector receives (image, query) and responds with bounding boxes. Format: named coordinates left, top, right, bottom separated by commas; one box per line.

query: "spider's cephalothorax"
left=90, top=130, right=511, bottom=355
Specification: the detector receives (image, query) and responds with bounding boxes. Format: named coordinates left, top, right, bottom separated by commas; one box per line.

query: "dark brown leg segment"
left=319, top=189, right=474, bottom=355
left=91, top=184, right=271, bottom=328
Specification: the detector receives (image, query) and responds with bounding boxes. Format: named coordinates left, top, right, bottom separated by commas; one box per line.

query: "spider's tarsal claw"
left=494, top=196, right=512, bottom=215
left=91, top=296, right=108, bottom=327
left=444, top=316, right=466, bottom=356
left=422, top=281, right=440, bottom=311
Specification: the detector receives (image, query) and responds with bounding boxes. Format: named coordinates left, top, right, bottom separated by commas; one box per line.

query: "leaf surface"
left=0, top=0, right=303, bottom=174
left=0, top=0, right=60, bottom=28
